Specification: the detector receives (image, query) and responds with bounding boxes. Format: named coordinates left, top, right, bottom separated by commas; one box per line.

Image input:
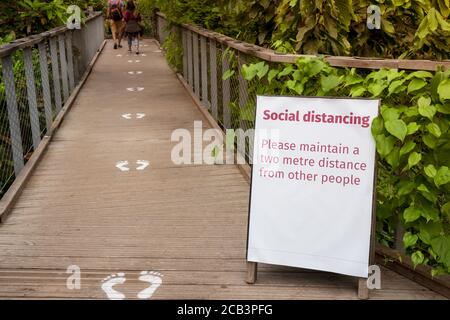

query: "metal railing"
left=155, top=14, right=257, bottom=163
left=0, top=13, right=105, bottom=198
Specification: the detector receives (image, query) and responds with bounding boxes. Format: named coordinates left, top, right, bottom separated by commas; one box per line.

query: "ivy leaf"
left=350, top=85, right=366, bottom=97
left=287, top=80, right=304, bottom=94
left=406, top=122, right=420, bottom=135
left=424, top=164, right=437, bottom=178
left=407, top=78, right=427, bottom=93
left=426, top=123, right=442, bottom=138
left=403, top=232, right=418, bottom=249
left=368, top=82, right=387, bottom=97
left=411, top=251, right=425, bottom=268
left=437, top=79, right=450, bottom=101
left=418, top=96, right=436, bottom=121
left=406, top=71, right=433, bottom=80
left=421, top=205, right=440, bottom=222
left=320, top=75, right=341, bottom=92
left=267, top=69, right=279, bottom=83
left=278, top=65, right=294, bottom=78
left=404, top=107, right=419, bottom=117
left=386, top=147, right=400, bottom=169
left=256, top=63, right=269, bottom=79
left=422, top=134, right=438, bottom=149
left=430, top=236, right=450, bottom=267
left=388, top=79, right=406, bottom=95
left=407, top=152, right=422, bottom=169
left=434, top=166, right=450, bottom=187
left=404, top=205, right=421, bottom=223
left=304, top=59, right=324, bottom=77
left=417, top=184, right=438, bottom=203
left=381, top=107, right=400, bottom=121
left=419, top=222, right=443, bottom=245
left=385, top=119, right=407, bottom=142
left=399, top=141, right=416, bottom=157
left=371, top=117, right=384, bottom=136
left=375, top=134, right=395, bottom=158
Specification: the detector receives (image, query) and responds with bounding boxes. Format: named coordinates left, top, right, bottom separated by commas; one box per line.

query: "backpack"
left=110, top=5, right=122, bottom=21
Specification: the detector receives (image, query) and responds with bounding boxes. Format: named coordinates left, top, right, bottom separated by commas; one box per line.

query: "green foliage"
left=236, top=57, right=450, bottom=274
left=155, top=0, right=450, bottom=59
left=0, top=0, right=106, bottom=40
left=162, top=31, right=183, bottom=72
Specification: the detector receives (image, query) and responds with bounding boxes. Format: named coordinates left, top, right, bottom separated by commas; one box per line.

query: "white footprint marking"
left=141, top=54, right=147, bottom=57
left=122, top=113, right=132, bottom=119
left=126, top=87, right=144, bottom=92
left=136, top=160, right=150, bottom=171
left=101, top=273, right=126, bottom=300
left=116, top=54, right=123, bottom=57
left=137, top=271, right=163, bottom=299
left=136, top=113, right=146, bottom=119
left=116, top=161, right=130, bottom=172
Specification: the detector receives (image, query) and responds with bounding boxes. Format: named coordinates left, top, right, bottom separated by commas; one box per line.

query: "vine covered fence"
left=154, top=11, right=450, bottom=281
left=0, top=13, right=105, bottom=199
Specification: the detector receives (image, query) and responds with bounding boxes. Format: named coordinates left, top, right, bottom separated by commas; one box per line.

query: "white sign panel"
left=247, top=96, right=379, bottom=278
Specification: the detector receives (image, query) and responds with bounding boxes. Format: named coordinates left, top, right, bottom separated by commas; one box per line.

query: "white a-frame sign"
left=246, top=96, right=380, bottom=299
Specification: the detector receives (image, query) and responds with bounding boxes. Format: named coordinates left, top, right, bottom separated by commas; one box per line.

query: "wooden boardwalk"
left=0, top=40, right=445, bottom=300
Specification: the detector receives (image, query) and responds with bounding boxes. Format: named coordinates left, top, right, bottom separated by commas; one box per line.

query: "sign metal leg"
left=246, top=262, right=257, bottom=284
left=357, top=277, right=369, bottom=300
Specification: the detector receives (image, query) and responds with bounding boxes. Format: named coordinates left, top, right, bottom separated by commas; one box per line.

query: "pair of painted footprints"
left=101, top=271, right=163, bottom=300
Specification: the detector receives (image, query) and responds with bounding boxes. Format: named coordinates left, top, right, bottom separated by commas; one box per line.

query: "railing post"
left=187, top=31, right=193, bottom=89
left=1, top=56, right=24, bottom=176
left=209, top=39, right=218, bottom=120
left=65, top=32, right=75, bottom=91
left=193, top=32, right=200, bottom=96
left=23, top=47, right=42, bottom=150
left=200, top=36, right=209, bottom=108
left=221, top=45, right=231, bottom=129
left=238, top=54, right=249, bottom=130
left=49, top=37, right=62, bottom=113
left=182, top=30, right=188, bottom=79
left=58, top=34, right=69, bottom=102
left=38, top=41, right=53, bottom=132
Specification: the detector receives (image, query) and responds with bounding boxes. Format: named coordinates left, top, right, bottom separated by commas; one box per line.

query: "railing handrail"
left=156, top=11, right=450, bottom=71
left=0, top=12, right=103, bottom=59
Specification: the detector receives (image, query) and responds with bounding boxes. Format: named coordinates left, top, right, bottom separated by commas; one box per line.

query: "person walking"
left=107, top=0, right=125, bottom=49
left=123, top=1, right=142, bottom=55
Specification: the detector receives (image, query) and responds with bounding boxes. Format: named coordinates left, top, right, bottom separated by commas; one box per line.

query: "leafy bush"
left=0, top=0, right=106, bottom=40
left=153, top=0, right=450, bottom=59
left=234, top=57, right=450, bottom=275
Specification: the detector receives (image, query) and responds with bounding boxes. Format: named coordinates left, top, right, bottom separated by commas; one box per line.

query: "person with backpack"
left=123, top=1, right=142, bottom=55
left=107, top=0, right=125, bottom=49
